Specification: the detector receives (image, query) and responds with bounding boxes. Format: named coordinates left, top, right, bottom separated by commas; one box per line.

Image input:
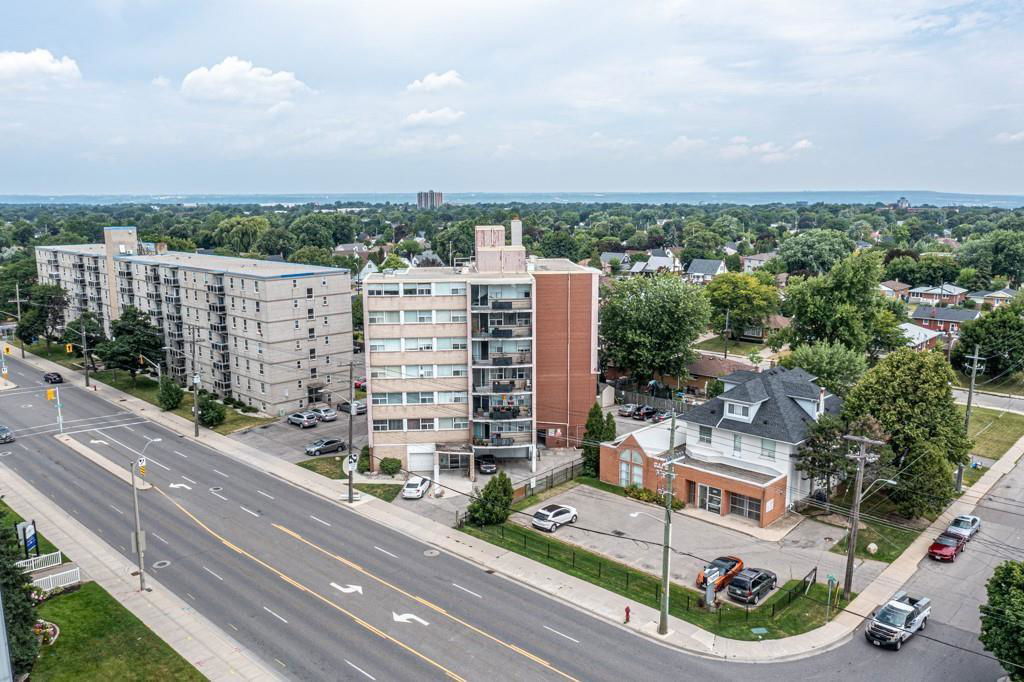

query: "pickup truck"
left=864, top=590, right=931, bottom=651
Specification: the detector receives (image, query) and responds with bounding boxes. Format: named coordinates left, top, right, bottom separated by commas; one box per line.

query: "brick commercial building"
left=35, top=226, right=353, bottom=416
left=363, top=221, right=599, bottom=477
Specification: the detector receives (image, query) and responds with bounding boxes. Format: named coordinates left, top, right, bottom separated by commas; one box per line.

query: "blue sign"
left=24, top=523, right=37, bottom=552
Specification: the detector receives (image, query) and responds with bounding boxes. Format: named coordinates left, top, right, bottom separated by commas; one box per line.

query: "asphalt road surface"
left=0, top=355, right=1009, bottom=681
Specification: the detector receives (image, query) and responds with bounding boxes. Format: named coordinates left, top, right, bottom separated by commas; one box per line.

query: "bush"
left=222, top=397, right=237, bottom=407
left=379, top=457, right=402, bottom=476
left=357, top=445, right=371, bottom=474
left=156, top=378, right=183, bottom=411
left=197, top=394, right=226, bottom=427
left=466, top=472, right=514, bottom=526
left=240, top=405, right=257, bottom=414
left=624, top=485, right=683, bottom=510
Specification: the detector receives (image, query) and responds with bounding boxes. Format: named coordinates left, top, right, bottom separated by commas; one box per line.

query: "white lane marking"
left=109, top=504, right=124, bottom=515
left=123, top=426, right=135, bottom=431
left=374, top=546, right=398, bottom=558
left=181, top=475, right=197, bottom=485
left=186, top=593, right=196, bottom=601
left=202, top=566, right=224, bottom=581
left=212, top=469, right=229, bottom=478
left=152, top=533, right=169, bottom=545
left=228, top=623, right=238, bottom=631
left=345, top=660, right=376, bottom=680
left=274, top=658, right=286, bottom=668
left=28, top=420, right=150, bottom=438
left=211, top=491, right=228, bottom=501
left=256, top=490, right=274, bottom=500
left=173, top=450, right=188, bottom=458
left=310, top=515, right=331, bottom=527
left=451, top=583, right=482, bottom=599
left=240, top=506, right=259, bottom=517
left=543, top=625, right=580, bottom=643
left=263, top=606, right=288, bottom=624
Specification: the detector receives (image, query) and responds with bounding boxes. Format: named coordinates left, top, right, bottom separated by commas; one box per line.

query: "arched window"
left=618, top=449, right=644, bottom=488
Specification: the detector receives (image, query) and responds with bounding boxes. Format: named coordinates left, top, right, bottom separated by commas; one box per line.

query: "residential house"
left=629, top=254, right=682, bottom=275
left=600, top=366, right=840, bottom=528
left=600, top=252, right=630, bottom=269
left=741, top=251, right=776, bottom=273
left=899, top=322, right=942, bottom=351
left=411, top=250, right=444, bottom=267
left=334, top=243, right=370, bottom=259
left=680, top=355, right=749, bottom=396
left=684, top=258, right=727, bottom=285
left=723, top=242, right=739, bottom=256
left=910, top=306, right=980, bottom=336
left=908, top=283, right=967, bottom=305
left=740, top=314, right=790, bottom=342
left=879, top=280, right=911, bottom=301
left=967, top=288, right=1018, bottom=309
left=855, top=240, right=872, bottom=250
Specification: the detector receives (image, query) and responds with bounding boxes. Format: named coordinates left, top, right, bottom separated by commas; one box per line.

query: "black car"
left=304, top=438, right=345, bottom=456
left=43, top=372, right=63, bottom=384
left=475, top=454, right=498, bottom=474
left=632, top=405, right=657, bottom=420
left=726, top=568, right=777, bottom=604
left=0, top=426, right=13, bottom=444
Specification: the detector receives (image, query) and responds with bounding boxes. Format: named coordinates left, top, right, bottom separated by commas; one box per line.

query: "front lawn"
left=297, top=455, right=348, bottom=480
left=960, top=405, right=1024, bottom=460
left=354, top=483, right=403, bottom=502
left=694, top=336, right=766, bottom=356
left=33, top=582, right=204, bottom=681
left=829, top=519, right=921, bottom=564
left=954, top=370, right=1024, bottom=397
left=26, top=342, right=86, bottom=371
left=961, top=464, right=987, bottom=489
left=0, top=499, right=61, bottom=558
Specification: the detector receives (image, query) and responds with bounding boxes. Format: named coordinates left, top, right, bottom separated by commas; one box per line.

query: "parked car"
left=475, top=454, right=498, bottom=474
left=945, top=514, right=981, bottom=541
left=287, top=412, right=319, bottom=428
left=304, top=438, right=345, bottom=457
left=339, top=400, right=367, bottom=415
left=354, top=377, right=367, bottom=390
left=650, top=410, right=676, bottom=423
left=618, top=403, right=638, bottom=417
left=42, top=372, right=63, bottom=384
left=531, top=504, right=577, bottom=532
left=928, top=532, right=966, bottom=562
left=632, top=405, right=657, bottom=420
left=401, top=476, right=431, bottom=499
left=0, top=425, right=13, bottom=444
left=696, top=556, right=744, bottom=591
left=309, top=407, right=338, bottom=422
left=865, top=591, right=931, bottom=650
left=726, top=568, right=777, bottom=604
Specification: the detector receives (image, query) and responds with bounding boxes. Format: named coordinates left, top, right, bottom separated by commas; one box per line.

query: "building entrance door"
left=698, top=484, right=722, bottom=514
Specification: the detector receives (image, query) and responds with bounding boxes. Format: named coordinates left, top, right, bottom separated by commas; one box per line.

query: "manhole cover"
left=423, top=549, right=439, bottom=557
left=209, top=486, right=223, bottom=492
left=152, top=560, right=171, bottom=569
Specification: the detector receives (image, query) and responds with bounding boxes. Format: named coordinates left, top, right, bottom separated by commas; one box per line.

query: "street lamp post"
left=130, top=436, right=161, bottom=592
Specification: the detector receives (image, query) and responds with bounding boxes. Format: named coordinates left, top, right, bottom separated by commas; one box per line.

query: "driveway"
left=513, top=484, right=888, bottom=593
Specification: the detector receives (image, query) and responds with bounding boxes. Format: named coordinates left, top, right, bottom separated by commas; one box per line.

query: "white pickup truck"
left=864, top=590, right=931, bottom=651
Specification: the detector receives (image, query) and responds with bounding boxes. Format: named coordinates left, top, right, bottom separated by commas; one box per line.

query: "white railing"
left=32, top=567, right=81, bottom=593
left=15, top=551, right=62, bottom=573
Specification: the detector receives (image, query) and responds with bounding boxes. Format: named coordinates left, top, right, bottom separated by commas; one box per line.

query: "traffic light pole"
left=14, top=283, right=24, bottom=359
left=54, top=386, right=63, bottom=433
left=348, top=359, right=355, bottom=504
left=129, top=459, right=146, bottom=592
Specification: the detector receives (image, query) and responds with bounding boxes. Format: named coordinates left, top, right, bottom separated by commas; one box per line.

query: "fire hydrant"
left=624, top=606, right=631, bottom=624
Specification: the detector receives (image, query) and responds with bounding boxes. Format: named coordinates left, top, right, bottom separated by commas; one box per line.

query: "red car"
left=354, top=377, right=366, bottom=390
left=696, top=556, right=744, bottom=591
left=928, top=532, right=966, bottom=562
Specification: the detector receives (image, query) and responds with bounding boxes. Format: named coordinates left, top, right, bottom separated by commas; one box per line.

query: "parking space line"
left=109, top=504, right=124, bottom=515
left=173, top=450, right=188, bottom=458
left=213, top=469, right=229, bottom=478
left=374, top=546, right=398, bottom=558
left=240, top=506, right=259, bottom=517
left=181, top=475, right=197, bottom=484
left=152, top=533, right=169, bottom=545
left=451, top=583, right=482, bottom=599
left=211, top=491, right=228, bottom=501
left=256, top=490, right=274, bottom=500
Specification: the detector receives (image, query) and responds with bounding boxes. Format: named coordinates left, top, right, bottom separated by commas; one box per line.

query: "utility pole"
left=959, top=344, right=984, bottom=492
left=348, top=359, right=355, bottom=504
left=129, top=457, right=147, bottom=591
left=658, top=412, right=678, bottom=636
left=842, top=433, right=884, bottom=600
left=190, top=324, right=200, bottom=437
left=10, top=282, right=25, bottom=359
left=722, top=309, right=731, bottom=360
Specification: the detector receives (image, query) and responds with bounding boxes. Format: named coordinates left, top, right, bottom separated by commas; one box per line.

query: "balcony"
left=472, top=298, right=532, bottom=311
left=86, top=263, right=99, bottom=272
left=162, top=276, right=179, bottom=286
left=72, top=261, right=85, bottom=270
left=213, top=360, right=230, bottom=372
left=214, top=379, right=231, bottom=391
left=210, top=322, right=227, bottom=333
left=472, top=432, right=533, bottom=447
left=210, top=302, right=226, bottom=313
left=167, top=327, right=184, bottom=340
left=170, top=354, right=186, bottom=367
left=474, top=406, right=531, bottom=420
left=164, top=293, right=181, bottom=304
left=118, top=269, right=133, bottom=278
left=207, top=283, right=225, bottom=294
left=472, top=326, right=532, bottom=339
left=146, top=290, right=161, bottom=301
left=72, top=274, right=86, bottom=284
left=170, top=365, right=186, bottom=376
left=472, top=352, right=532, bottom=367
left=211, top=340, right=229, bottom=352
left=473, top=380, right=531, bottom=394
left=166, top=310, right=181, bottom=321
left=145, top=274, right=160, bottom=284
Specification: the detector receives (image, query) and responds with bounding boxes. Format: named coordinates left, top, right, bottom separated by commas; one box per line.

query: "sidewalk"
left=17, top=348, right=1024, bottom=663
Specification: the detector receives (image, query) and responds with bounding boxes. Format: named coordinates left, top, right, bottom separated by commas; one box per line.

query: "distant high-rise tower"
left=417, top=190, right=444, bottom=209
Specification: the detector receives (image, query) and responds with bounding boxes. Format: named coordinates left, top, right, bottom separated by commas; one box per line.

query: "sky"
left=1, top=0, right=1023, bottom=195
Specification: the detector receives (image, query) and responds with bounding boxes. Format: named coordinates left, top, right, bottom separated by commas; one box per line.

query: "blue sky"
left=1, top=1, right=1022, bottom=194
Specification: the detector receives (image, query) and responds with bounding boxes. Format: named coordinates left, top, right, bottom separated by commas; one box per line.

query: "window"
left=373, top=419, right=404, bottom=432
left=324, top=336, right=330, bottom=345
left=372, top=392, right=403, bottom=405
left=369, top=338, right=401, bottom=352
left=255, top=301, right=260, bottom=312
left=310, top=368, right=318, bottom=379
left=292, top=279, right=297, bottom=288
left=733, top=433, right=742, bottom=455
left=322, top=297, right=328, bottom=306
left=437, top=364, right=468, bottom=377
left=294, top=320, right=300, bottom=329
left=323, top=316, right=328, bottom=326
left=407, top=418, right=435, bottom=431
left=370, top=365, right=401, bottom=379
left=436, top=337, right=468, bottom=351
left=437, top=417, right=469, bottom=430
left=293, top=299, right=299, bottom=308
left=308, top=327, right=315, bottom=339
left=406, top=392, right=435, bottom=404
left=406, top=364, right=434, bottom=378
left=727, top=403, right=750, bottom=418
left=435, top=282, right=466, bottom=296
left=325, top=355, right=331, bottom=365
left=296, top=360, right=302, bottom=369
left=259, top=363, right=264, bottom=375
left=321, top=278, right=327, bottom=287
left=437, top=391, right=468, bottom=404
left=729, top=492, right=762, bottom=522
left=435, top=309, right=467, bottom=323
left=308, top=349, right=316, bottom=360
left=232, top=317, right=238, bottom=329
left=307, top=308, right=314, bottom=320
left=306, top=287, right=313, bottom=299
left=618, top=449, right=644, bottom=488
left=367, top=284, right=399, bottom=297
left=368, top=310, right=400, bottom=324
left=260, top=382, right=265, bottom=394
left=699, top=426, right=712, bottom=444
left=402, top=283, right=432, bottom=296
left=253, top=281, right=259, bottom=294
left=403, top=310, right=433, bottom=324
left=295, top=340, right=301, bottom=350
left=760, top=439, right=776, bottom=461
left=404, top=337, right=434, bottom=352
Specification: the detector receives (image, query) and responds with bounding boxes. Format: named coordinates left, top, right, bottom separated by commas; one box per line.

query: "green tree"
left=843, top=349, right=971, bottom=518
left=0, top=520, right=38, bottom=675
left=433, top=221, right=475, bottom=263
left=380, top=253, right=408, bottom=270
left=287, top=213, right=336, bottom=250
left=582, top=402, right=606, bottom=476
left=29, top=283, right=68, bottom=349
left=254, top=227, right=297, bottom=257
left=198, top=394, right=226, bottom=427
left=216, top=216, right=270, bottom=253
left=157, top=377, right=184, bottom=411
left=979, top=560, right=1024, bottom=681
left=952, top=304, right=1024, bottom=377
left=679, top=229, right=724, bottom=263
left=14, top=307, right=44, bottom=347
left=706, top=378, right=724, bottom=398
left=780, top=341, right=867, bottom=396
left=540, top=230, right=578, bottom=260
left=603, top=412, right=617, bottom=442
left=883, top=255, right=918, bottom=285
left=288, top=246, right=336, bottom=267
left=351, top=294, right=363, bottom=332
left=704, top=272, right=779, bottom=340
left=959, top=230, right=1024, bottom=283
left=62, top=311, right=106, bottom=358
left=794, top=414, right=857, bottom=505
left=0, top=253, right=38, bottom=319
left=466, top=471, right=514, bottom=526
left=396, top=239, right=423, bottom=257
left=778, top=229, right=855, bottom=274
left=600, top=275, right=711, bottom=382
left=94, top=307, right=163, bottom=387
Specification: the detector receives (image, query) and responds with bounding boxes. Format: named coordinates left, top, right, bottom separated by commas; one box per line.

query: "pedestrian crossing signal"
left=65, top=343, right=74, bottom=354
left=45, top=388, right=56, bottom=401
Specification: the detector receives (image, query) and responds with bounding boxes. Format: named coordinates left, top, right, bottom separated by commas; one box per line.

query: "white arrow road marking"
left=392, top=612, right=429, bottom=626
left=263, top=606, right=288, bottom=624
left=202, top=566, right=224, bottom=581
left=310, top=515, right=331, bottom=527
left=345, top=660, right=376, bottom=680
left=169, top=483, right=192, bottom=490
left=543, top=625, right=579, bottom=643
left=374, top=546, right=398, bottom=558
left=330, top=582, right=363, bottom=595
left=89, top=439, right=108, bottom=445
left=451, top=583, right=482, bottom=599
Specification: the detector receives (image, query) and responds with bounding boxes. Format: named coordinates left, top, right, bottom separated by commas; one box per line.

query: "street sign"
left=137, top=457, right=147, bottom=476
left=24, top=522, right=37, bottom=554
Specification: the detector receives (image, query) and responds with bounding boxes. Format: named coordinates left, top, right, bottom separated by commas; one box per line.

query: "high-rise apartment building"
left=35, top=226, right=353, bottom=416
left=416, top=190, right=444, bottom=209
left=363, top=220, right=598, bottom=478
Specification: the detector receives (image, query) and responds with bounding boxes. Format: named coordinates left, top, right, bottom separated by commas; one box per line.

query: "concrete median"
left=55, top=433, right=151, bottom=491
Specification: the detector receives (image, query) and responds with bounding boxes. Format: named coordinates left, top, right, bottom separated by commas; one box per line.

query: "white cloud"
left=402, top=107, right=465, bottom=127
left=151, top=76, right=170, bottom=88
left=181, top=56, right=309, bottom=106
left=266, top=101, right=295, bottom=117
left=588, top=132, right=635, bottom=152
left=665, top=135, right=706, bottom=156
left=729, top=136, right=749, bottom=144
left=0, top=49, right=80, bottom=86
left=994, top=131, right=1024, bottom=144
left=791, top=138, right=814, bottom=151
left=751, top=141, right=782, bottom=154
left=406, top=69, right=465, bottom=92
left=720, top=137, right=813, bottom=162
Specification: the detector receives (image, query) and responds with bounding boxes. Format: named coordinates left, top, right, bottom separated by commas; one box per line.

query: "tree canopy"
left=979, top=560, right=1024, bottom=681
left=952, top=302, right=1024, bottom=378
left=778, top=229, right=855, bottom=274
left=780, top=340, right=867, bottom=396
left=95, top=306, right=164, bottom=386
left=704, top=272, right=779, bottom=338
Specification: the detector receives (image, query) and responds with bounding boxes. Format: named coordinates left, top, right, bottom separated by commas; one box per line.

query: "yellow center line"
left=273, top=523, right=577, bottom=680
left=152, top=487, right=465, bottom=682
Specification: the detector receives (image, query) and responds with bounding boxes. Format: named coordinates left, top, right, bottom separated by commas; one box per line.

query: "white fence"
left=15, top=551, right=62, bottom=573
left=32, top=567, right=81, bottom=593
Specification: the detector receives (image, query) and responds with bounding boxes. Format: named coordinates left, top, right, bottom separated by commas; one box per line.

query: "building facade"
left=35, top=226, right=353, bottom=416
left=416, top=190, right=444, bottom=209
left=363, top=221, right=598, bottom=477
left=910, top=306, right=980, bottom=336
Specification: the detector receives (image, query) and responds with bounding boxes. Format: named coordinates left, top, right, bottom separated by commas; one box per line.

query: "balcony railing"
left=207, top=283, right=225, bottom=294
left=472, top=352, right=532, bottom=366
left=210, top=322, right=227, bottom=333
left=474, top=407, right=531, bottom=420
left=472, top=432, right=532, bottom=447
left=164, top=293, right=181, bottom=304
left=214, top=379, right=231, bottom=391
left=211, top=341, right=228, bottom=352
left=472, top=326, right=532, bottom=339
left=210, top=302, right=226, bottom=313
left=167, top=328, right=184, bottom=340
left=473, top=380, right=531, bottom=394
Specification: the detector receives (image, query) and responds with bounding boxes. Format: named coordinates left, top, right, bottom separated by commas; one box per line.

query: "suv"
left=727, top=568, right=777, bottom=604
left=43, top=372, right=63, bottom=384
left=696, top=556, right=744, bottom=591
left=309, top=407, right=338, bottom=422
left=632, top=405, right=657, bottom=420
left=287, top=412, right=319, bottom=428
left=0, top=426, right=13, bottom=444
left=475, top=454, right=498, bottom=474
left=531, top=504, right=577, bottom=532
left=305, top=438, right=345, bottom=457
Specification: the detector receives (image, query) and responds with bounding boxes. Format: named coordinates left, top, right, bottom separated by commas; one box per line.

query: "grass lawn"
left=694, top=336, right=766, bottom=356
left=297, top=455, right=348, bottom=479
left=354, top=483, right=403, bottom=502
left=33, top=582, right=204, bottom=682
left=462, top=521, right=850, bottom=640
left=26, top=342, right=84, bottom=371
left=0, top=499, right=61, bottom=558
left=960, top=405, right=1024, bottom=460
left=961, top=465, right=987, bottom=489
left=829, top=519, right=921, bottom=564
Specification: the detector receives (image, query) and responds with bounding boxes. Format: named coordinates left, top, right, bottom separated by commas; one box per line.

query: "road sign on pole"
left=137, top=457, right=147, bottom=477
left=23, top=522, right=37, bottom=556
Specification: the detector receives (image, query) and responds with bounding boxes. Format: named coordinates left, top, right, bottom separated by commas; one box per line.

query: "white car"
left=531, top=504, right=577, bottom=532
left=401, top=476, right=431, bottom=500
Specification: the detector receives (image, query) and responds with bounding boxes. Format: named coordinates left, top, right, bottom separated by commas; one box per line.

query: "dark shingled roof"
left=686, top=258, right=725, bottom=276
left=684, top=366, right=841, bottom=444
left=910, top=307, right=980, bottom=323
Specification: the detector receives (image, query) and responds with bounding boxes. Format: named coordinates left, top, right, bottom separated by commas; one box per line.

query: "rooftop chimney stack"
left=510, top=219, right=522, bottom=246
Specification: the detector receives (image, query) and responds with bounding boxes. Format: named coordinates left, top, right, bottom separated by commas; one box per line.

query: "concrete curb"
left=55, top=434, right=151, bottom=490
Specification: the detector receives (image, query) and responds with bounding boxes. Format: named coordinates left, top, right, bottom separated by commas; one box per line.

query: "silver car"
left=287, top=412, right=319, bottom=428
left=945, top=514, right=981, bottom=540
left=309, top=407, right=337, bottom=422
left=0, top=425, right=13, bottom=444
left=339, top=400, right=367, bottom=415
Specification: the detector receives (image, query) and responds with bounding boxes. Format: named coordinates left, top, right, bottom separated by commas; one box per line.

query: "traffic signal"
left=65, top=343, right=74, bottom=354
left=2, top=344, right=10, bottom=355
left=45, top=388, right=56, bottom=401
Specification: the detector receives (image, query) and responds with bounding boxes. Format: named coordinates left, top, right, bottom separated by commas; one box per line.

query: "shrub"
left=198, top=394, right=226, bottom=427
left=624, top=484, right=683, bottom=510
left=379, top=457, right=402, bottom=476
left=466, top=471, right=514, bottom=526
left=240, top=405, right=257, bottom=414
left=357, top=445, right=371, bottom=474
left=156, top=378, right=183, bottom=411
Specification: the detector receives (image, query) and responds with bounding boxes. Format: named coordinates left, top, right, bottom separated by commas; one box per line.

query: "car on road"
left=354, top=377, right=367, bottom=390
left=696, top=556, right=744, bottom=591
left=475, top=454, right=498, bottom=474
left=726, top=568, right=777, bottom=604
left=632, top=405, right=657, bottom=420
left=0, top=426, right=13, bottom=444
left=928, top=532, right=966, bottom=562
left=339, top=400, right=367, bottom=415
left=287, top=411, right=319, bottom=428
left=945, top=514, right=981, bottom=541
left=42, top=372, right=63, bottom=384
left=401, top=476, right=431, bottom=499
left=531, top=504, right=578, bottom=532
left=865, top=591, right=931, bottom=650
left=309, top=407, right=338, bottom=422
left=618, top=403, right=638, bottom=417
left=305, top=438, right=345, bottom=456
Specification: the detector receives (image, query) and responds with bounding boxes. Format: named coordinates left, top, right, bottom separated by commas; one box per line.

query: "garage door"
left=407, top=444, right=435, bottom=474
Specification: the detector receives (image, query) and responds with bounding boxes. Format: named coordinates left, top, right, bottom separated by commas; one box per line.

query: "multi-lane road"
left=0, top=353, right=1010, bottom=681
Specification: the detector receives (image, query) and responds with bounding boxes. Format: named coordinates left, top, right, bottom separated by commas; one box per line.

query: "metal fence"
left=15, top=551, right=62, bottom=573
left=32, top=566, right=81, bottom=593
left=614, top=389, right=694, bottom=414
left=510, top=458, right=584, bottom=503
